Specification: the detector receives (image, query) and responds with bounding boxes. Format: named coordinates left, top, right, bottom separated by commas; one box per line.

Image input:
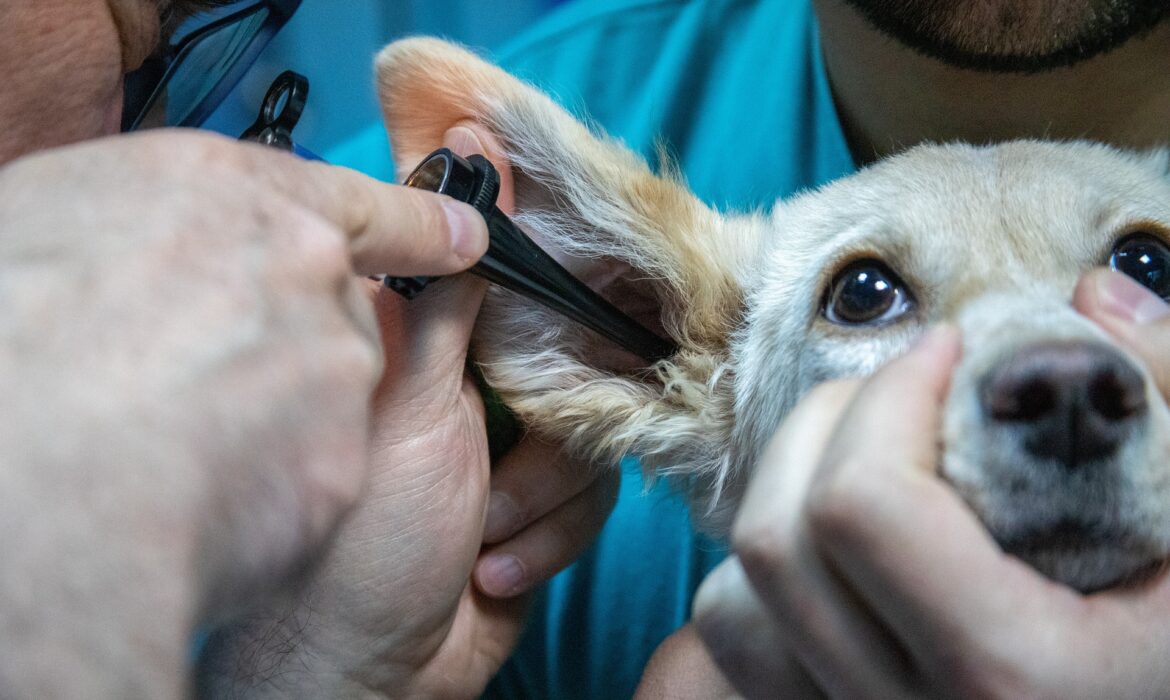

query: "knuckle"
left=152, top=129, right=242, bottom=171
left=300, top=454, right=367, bottom=549
left=311, top=448, right=368, bottom=514
left=317, top=328, right=384, bottom=393
left=305, top=215, right=351, bottom=267
left=347, top=286, right=385, bottom=379
left=345, top=328, right=384, bottom=386
left=934, top=652, right=1040, bottom=700
left=322, top=169, right=369, bottom=236
left=731, top=514, right=796, bottom=581
left=805, top=462, right=869, bottom=542
left=276, top=207, right=352, bottom=278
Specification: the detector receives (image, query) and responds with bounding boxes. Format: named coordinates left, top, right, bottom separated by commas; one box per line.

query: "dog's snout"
left=980, top=341, right=1147, bottom=468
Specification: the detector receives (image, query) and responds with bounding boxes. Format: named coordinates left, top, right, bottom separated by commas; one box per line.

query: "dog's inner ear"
left=504, top=168, right=681, bottom=371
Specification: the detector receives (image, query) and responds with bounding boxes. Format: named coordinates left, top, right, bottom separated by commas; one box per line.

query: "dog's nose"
left=980, top=341, right=1147, bottom=468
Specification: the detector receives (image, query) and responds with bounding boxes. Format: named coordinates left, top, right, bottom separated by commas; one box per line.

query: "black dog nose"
left=981, top=341, right=1148, bottom=468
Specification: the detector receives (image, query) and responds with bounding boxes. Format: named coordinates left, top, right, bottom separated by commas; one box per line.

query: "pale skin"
left=0, top=1, right=615, bottom=698
left=658, top=1, right=1170, bottom=697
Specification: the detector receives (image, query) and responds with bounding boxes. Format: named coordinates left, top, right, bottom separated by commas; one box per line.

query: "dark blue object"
left=122, top=0, right=302, bottom=131
left=238, top=69, right=316, bottom=155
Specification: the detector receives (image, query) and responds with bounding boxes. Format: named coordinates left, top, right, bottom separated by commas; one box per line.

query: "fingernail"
left=477, top=554, right=526, bottom=597
left=442, top=124, right=483, bottom=157
left=443, top=200, right=487, bottom=261
left=484, top=491, right=521, bottom=543
left=1098, top=271, right=1170, bottom=325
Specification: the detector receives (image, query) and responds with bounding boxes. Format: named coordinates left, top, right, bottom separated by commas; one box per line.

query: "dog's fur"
left=377, top=38, right=1170, bottom=593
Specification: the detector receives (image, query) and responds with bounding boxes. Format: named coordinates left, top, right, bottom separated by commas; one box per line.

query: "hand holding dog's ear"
left=1074, top=268, right=1170, bottom=397
left=0, top=129, right=494, bottom=697
left=198, top=123, right=618, bottom=698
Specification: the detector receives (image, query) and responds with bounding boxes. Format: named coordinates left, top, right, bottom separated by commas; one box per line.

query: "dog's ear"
left=375, top=38, right=758, bottom=526
left=375, top=38, right=749, bottom=346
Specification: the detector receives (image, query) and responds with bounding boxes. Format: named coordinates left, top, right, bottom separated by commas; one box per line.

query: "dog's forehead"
left=761, top=140, right=1170, bottom=305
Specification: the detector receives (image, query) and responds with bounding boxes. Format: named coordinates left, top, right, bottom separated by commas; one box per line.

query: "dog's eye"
left=1110, top=233, right=1170, bottom=301
left=824, top=260, right=914, bottom=326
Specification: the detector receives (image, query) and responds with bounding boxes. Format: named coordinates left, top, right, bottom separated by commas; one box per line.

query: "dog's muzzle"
left=979, top=340, right=1148, bottom=470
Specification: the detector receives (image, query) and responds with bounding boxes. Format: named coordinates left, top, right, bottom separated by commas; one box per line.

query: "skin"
left=683, top=2, right=1170, bottom=697
left=197, top=125, right=619, bottom=698
left=837, top=0, right=1169, bottom=71
left=814, top=0, right=1170, bottom=161
left=0, top=1, right=615, bottom=697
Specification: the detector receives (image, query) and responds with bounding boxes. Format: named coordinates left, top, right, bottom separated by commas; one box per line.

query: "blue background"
left=203, top=0, right=567, bottom=155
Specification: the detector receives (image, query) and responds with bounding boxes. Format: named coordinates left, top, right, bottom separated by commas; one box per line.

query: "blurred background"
left=203, top=0, right=568, bottom=156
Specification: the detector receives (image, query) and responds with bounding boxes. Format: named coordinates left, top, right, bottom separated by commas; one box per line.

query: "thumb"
left=372, top=123, right=507, bottom=402
left=1074, top=268, right=1170, bottom=397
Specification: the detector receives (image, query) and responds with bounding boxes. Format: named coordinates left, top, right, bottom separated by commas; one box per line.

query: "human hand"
left=1073, top=267, right=1170, bottom=398
left=0, top=130, right=487, bottom=699
left=473, top=436, right=619, bottom=599
left=197, top=123, right=619, bottom=698
left=693, top=323, right=1170, bottom=699
left=632, top=623, right=742, bottom=700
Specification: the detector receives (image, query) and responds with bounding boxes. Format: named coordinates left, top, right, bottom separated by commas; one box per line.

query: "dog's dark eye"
left=824, top=259, right=914, bottom=325
left=1110, top=233, right=1170, bottom=301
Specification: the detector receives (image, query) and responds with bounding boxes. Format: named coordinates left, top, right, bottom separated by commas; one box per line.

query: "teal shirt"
left=328, top=1, right=854, bottom=696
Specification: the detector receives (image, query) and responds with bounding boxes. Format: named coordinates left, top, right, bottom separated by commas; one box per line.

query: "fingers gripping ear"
left=374, top=38, right=744, bottom=348
left=373, top=122, right=514, bottom=397
left=375, top=39, right=743, bottom=513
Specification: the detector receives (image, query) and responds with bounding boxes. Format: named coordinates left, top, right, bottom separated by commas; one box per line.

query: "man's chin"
left=838, top=0, right=1170, bottom=73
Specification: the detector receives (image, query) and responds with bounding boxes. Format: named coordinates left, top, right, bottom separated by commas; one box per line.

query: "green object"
left=474, top=363, right=523, bottom=461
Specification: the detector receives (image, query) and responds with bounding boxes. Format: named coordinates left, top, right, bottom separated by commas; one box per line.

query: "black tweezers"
left=383, top=148, right=678, bottom=363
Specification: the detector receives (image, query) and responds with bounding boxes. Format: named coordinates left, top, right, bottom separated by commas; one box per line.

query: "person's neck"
left=814, top=0, right=1170, bottom=164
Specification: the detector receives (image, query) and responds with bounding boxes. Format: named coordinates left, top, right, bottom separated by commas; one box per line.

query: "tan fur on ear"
left=375, top=38, right=759, bottom=521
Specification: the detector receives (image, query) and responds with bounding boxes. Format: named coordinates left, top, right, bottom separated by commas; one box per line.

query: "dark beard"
left=839, top=0, right=1170, bottom=72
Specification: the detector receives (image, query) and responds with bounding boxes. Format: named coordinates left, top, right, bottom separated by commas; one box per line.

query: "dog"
left=376, top=37, right=1170, bottom=594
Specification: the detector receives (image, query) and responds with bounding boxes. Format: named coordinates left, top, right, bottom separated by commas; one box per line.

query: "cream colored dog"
left=377, top=38, right=1170, bottom=593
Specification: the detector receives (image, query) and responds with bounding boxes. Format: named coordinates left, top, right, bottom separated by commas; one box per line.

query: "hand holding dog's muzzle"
left=694, top=326, right=1170, bottom=699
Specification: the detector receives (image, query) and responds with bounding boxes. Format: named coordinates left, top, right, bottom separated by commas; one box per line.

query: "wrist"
left=195, top=600, right=419, bottom=700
